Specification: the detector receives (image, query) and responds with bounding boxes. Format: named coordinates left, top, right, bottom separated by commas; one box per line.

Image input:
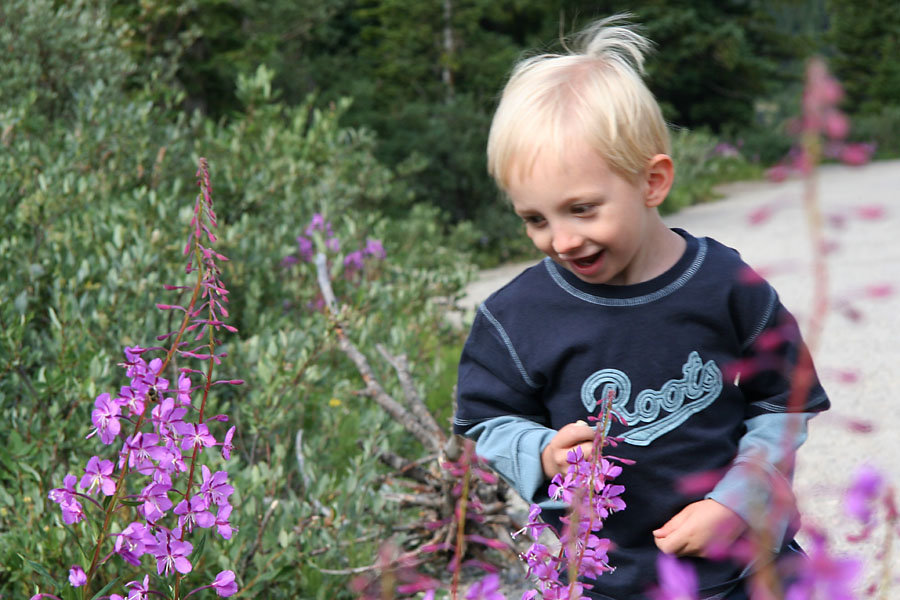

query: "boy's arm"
left=467, top=416, right=596, bottom=506
left=704, top=412, right=815, bottom=549
left=657, top=283, right=825, bottom=557
left=455, top=305, right=563, bottom=505
left=466, top=416, right=563, bottom=507
left=654, top=412, right=814, bottom=557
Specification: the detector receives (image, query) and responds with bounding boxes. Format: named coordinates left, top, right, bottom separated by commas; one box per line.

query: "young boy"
left=453, top=16, right=829, bottom=600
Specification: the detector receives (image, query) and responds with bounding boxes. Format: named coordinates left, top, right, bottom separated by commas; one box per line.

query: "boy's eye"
left=522, top=215, right=546, bottom=226
left=571, top=204, right=596, bottom=215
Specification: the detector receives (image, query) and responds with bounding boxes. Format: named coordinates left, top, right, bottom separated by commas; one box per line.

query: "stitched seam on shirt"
left=742, top=286, right=777, bottom=351
left=750, top=392, right=828, bottom=413
left=479, top=304, right=539, bottom=389
left=544, top=238, right=708, bottom=306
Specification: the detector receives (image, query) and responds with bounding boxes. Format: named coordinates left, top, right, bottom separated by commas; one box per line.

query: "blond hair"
left=487, top=15, right=670, bottom=189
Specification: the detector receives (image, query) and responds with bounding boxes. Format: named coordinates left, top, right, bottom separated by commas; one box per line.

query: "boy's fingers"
left=554, top=422, right=596, bottom=446
left=653, top=510, right=685, bottom=538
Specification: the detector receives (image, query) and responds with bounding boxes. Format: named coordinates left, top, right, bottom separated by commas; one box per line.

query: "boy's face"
left=506, top=145, right=664, bottom=286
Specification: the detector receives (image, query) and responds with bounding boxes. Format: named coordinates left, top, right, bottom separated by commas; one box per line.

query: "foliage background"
left=1, top=0, right=899, bottom=598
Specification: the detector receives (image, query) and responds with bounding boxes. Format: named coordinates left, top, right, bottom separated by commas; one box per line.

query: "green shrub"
left=0, top=3, right=473, bottom=598
left=663, top=128, right=763, bottom=214
left=848, top=104, right=900, bottom=159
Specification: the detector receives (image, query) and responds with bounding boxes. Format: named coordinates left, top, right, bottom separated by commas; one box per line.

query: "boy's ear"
left=643, top=154, right=674, bottom=208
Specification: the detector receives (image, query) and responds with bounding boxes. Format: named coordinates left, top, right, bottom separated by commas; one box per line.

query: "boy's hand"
left=541, top=421, right=595, bottom=479
left=653, top=499, right=746, bottom=557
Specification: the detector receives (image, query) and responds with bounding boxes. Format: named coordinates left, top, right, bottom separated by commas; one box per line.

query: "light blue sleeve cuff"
left=706, top=412, right=814, bottom=551
left=466, top=416, right=566, bottom=509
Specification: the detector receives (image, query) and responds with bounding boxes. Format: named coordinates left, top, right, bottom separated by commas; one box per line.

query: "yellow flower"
left=328, top=398, right=341, bottom=407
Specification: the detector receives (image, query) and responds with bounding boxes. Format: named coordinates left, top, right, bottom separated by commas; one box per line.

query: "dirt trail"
left=461, top=160, right=900, bottom=586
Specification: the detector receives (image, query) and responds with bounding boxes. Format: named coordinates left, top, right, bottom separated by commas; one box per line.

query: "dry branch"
left=376, top=343, right=446, bottom=445
left=314, top=253, right=443, bottom=454
left=311, top=252, right=523, bottom=583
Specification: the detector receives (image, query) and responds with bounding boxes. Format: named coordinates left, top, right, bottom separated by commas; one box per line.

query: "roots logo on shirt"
left=581, top=351, right=722, bottom=446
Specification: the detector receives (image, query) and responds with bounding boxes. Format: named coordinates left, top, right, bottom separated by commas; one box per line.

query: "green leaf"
left=48, top=306, right=63, bottom=330
left=63, top=522, right=89, bottom=562
left=194, top=531, right=208, bottom=559
left=20, top=555, right=59, bottom=592
left=14, top=290, right=28, bottom=315
left=90, top=575, right=122, bottom=600
left=18, top=461, right=41, bottom=484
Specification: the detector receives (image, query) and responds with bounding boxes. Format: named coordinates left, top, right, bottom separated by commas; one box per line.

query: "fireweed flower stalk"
left=41, top=158, right=241, bottom=600
left=668, top=58, right=889, bottom=599
left=518, top=400, right=627, bottom=600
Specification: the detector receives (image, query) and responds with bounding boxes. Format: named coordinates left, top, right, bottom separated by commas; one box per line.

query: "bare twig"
left=315, top=551, right=427, bottom=576
left=382, top=491, right=445, bottom=508
left=238, top=497, right=281, bottom=576
left=376, top=343, right=447, bottom=445
left=314, top=253, right=443, bottom=453
left=374, top=448, right=436, bottom=486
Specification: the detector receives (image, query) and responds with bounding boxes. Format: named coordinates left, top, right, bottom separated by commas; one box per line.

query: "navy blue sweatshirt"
left=454, top=230, right=829, bottom=599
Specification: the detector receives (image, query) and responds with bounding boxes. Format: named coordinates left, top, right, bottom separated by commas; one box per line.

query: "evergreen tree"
left=827, top=0, right=900, bottom=114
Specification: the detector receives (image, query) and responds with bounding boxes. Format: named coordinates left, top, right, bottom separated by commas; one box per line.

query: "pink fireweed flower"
left=121, top=345, right=148, bottom=378
left=87, top=392, right=121, bottom=445
left=841, top=142, right=874, bottom=166
left=152, top=397, right=187, bottom=438
left=120, top=432, right=167, bottom=474
left=364, top=238, right=386, bottom=259
left=305, top=213, right=327, bottom=236
left=68, top=564, right=87, bottom=587
left=50, top=475, right=88, bottom=524
left=176, top=372, right=193, bottom=405
left=576, top=534, right=613, bottom=579
left=200, top=465, right=234, bottom=507
left=844, top=464, right=884, bottom=524
left=80, top=456, right=116, bottom=496
left=343, top=250, right=365, bottom=273
left=136, top=357, right=169, bottom=396
left=215, top=503, right=234, bottom=539
left=296, top=235, right=314, bottom=262
left=221, top=425, right=236, bottom=460
left=513, top=504, right=551, bottom=539
left=175, top=421, right=217, bottom=451
left=149, top=530, right=194, bottom=576
left=465, top=573, right=505, bottom=600
left=211, top=570, right=238, bottom=597
left=174, top=495, right=215, bottom=535
left=785, top=529, right=861, bottom=600
left=114, top=521, right=152, bottom=567
left=116, top=384, right=145, bottom=417
left=48, top=474, right=79, bottom=504
left=124, top=574, right=152, bottom=600
left=140, top=481, right=173, bottom=521
left=60, top=498, right=86, bottom=525
left=651, top=553, right=698, bottom=600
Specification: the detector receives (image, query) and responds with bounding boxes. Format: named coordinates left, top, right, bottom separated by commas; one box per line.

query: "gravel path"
left=459, top=160, right=900, bottom=592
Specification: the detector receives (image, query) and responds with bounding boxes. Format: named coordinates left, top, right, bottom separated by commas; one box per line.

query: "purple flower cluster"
left=518, top=438, right=627, bottom=599
left=343, top=238, right=386, bottom=275
left=283, top=213, right=386, bottom=277
left=42, top=159, right=240, bottom=600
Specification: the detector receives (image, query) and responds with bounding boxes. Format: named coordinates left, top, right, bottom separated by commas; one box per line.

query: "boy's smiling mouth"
left=568, top=250, right=605, bottom=276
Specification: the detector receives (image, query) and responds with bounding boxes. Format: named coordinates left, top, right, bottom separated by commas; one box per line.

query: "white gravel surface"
left=459, top=160, right=900, bottom=595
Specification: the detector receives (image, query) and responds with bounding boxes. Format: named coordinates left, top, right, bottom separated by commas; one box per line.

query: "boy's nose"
left=551, top=226, right=584, bottom=256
